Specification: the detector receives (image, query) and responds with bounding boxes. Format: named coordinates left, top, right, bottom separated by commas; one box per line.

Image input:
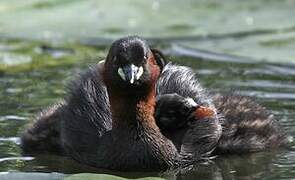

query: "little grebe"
left=21, top=36, right=287, bottom=171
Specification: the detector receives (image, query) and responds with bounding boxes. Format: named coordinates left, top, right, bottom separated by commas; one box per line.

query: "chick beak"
left=118, top=64, right=143, bottom=84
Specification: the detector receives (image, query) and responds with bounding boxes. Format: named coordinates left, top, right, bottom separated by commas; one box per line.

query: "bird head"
left=103, top=36, right=166, bottom=95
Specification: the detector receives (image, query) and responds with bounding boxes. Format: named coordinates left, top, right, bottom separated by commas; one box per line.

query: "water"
left=0, top=0, right=295, bottom=179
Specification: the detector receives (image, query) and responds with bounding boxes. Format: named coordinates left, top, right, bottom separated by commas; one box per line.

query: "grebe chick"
left=155, top=93, right=215, bottom=130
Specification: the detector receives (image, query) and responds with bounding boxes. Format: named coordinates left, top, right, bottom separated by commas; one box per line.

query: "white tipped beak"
left=129, top=64, right=136, bottom=84
left=118, top=67, right=126, bottom=81
left=136, top=66, right=144, bottom=80
left=185, top=98, right=198, bottom=107
left=117, top=64, right=144, bottom=84
left=98, top=59, right=105, bottom=64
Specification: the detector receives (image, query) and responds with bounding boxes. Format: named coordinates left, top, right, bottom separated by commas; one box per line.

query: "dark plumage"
left=21, top=102, right=64, bottom=154
left=155, top=64, right=222, bottom=156
left=21, top=36, right=287, bottom=171
left=60, top=65, right=112, bottom=161
left=213, top=94, right=288, bottom=154
left=156, top=63, right=212, bottom=107
left=155, top=93, right=198, bottom=130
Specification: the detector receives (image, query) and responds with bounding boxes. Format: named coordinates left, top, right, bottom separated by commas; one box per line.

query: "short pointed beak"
left=123, top=64, right=136, bottom=84
left=118, top=64, right=143, bottom=84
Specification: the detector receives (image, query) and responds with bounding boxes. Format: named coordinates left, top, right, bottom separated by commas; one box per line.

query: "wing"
left=21, top=63, right=112, bottom=157
left=61, top=64, right=111, bottom=158
left=213, top=94, right=288, bottom=154
left=21, top=101, right=65, bottom=154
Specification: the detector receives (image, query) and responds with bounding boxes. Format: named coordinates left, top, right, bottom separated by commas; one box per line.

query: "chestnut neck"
left=107, top=82, right=158, bottom=130
left=107, top=64, right=160, bottom=132
left=102, top=52, right=162, bottom=132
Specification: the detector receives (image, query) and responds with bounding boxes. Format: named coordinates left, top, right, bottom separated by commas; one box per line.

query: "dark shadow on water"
left=11, top=151, right=286, bottom=180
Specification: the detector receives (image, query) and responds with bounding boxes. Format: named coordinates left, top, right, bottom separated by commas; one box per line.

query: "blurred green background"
left=1, top=0, right=295, bottom=63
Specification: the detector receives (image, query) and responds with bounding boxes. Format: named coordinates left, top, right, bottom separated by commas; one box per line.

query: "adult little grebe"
left=21, top=36, right=288, bottom=171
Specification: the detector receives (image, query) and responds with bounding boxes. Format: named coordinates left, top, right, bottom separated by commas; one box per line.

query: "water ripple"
left=0, top=115, right=27, bottom=121
left=265, top=65, right=295, bottom=75
left=238, top=90, right=295, bottom=100
left=0, top=156, right=34, bottom=163
left=227, top=80, right=295, bottom=89
left=0, top=137, right=20, bottom=145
